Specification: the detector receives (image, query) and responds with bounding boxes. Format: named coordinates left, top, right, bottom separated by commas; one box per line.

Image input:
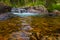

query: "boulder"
left=35, top=5, right=48, bottom=14
left=25, top=5, right=48, bottom=14
left=0, top=2, right=12, bottom=13
left=52, top=10, right=60, bottom=15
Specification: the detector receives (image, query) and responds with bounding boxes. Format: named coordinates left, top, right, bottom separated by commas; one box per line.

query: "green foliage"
left=0, top=0, right=45, bottom=7
left=47, top=3, right=60, bottom=12
left=52, top=4, right=60, bottom=11
left=0, top=0, right=59, bottom=12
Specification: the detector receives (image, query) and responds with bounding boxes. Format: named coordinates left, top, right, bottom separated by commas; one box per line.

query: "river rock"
left=52, top=10, right=60, bottom=15
left=48, top=10, right=60, bottom=16
left=35, top=5, right=48, bottom=14
left=8, top=31, right=30, bottom=40
left=0, top=2, right=12, bottom=13
left=0, top=13, right=10, bottom=20
left=25, top=5, right=48, bottom=14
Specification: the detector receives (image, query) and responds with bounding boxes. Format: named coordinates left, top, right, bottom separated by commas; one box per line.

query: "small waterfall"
left=11, top=8, right=39, bottom=17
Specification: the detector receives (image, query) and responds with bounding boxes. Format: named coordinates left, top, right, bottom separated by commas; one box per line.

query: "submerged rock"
left=0, top=13, right=10, bottom=20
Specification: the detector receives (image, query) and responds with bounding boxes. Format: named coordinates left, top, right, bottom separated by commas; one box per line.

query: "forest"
left=0, top=0, right=60, bottom=11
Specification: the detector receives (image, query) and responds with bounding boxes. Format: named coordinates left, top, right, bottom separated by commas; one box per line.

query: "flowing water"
left=7, top=8, right=38, bottom=40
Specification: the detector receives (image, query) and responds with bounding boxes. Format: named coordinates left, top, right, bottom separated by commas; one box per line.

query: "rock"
left=9, top=31, right=30, bottom=40
left=48, top=10, right=60, bottom=16
left=0, top=3, right=12, bottom=20
left=52, top=10, right=60, bottom=16
left=0, top=2, right=12, bottom=13
left=0, top=36, right=4, bottom=40
left=0, top=13, right=10, bottom=20
left=24, top=6, right=48, bottom=14
left=35, top=5, right=48, bottom=14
